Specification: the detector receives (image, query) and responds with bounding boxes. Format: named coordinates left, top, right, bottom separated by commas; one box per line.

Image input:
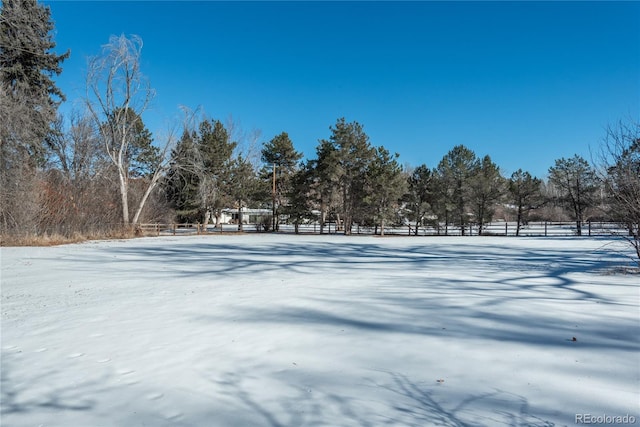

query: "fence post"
left=505, top=222, right=508, bottom=236
left=544, top=221, right=547, bottom=237
left=588, top=220, right=592, bottom=236
left=173, top=224, right=176, bottom=236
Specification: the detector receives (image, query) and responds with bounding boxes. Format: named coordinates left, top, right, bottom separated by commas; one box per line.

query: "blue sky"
left=46, top=1, right=639, bottom=178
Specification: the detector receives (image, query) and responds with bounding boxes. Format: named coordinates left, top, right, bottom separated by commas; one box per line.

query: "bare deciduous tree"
left=85, top=34, right=174, bottom=226
left=596, top=120, right=640, bottom=267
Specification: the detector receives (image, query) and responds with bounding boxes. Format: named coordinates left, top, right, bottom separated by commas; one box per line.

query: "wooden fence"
left=136, top=221, right=634, bottom=237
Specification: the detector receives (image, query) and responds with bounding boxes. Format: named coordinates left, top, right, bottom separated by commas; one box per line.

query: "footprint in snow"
left=96, top=358, right=111, bottom=363
left=68, top=352, right=84, bottom=359
left=117, top=369, right=135, bottom=375
left=34, top=348, right=47, bottom=353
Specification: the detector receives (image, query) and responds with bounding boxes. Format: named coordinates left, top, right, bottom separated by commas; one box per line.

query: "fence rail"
left=135, top=221, right=635, bottom=238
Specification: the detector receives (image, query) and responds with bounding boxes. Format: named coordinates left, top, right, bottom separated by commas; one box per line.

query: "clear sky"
left=45, top=1, right=639, bottom=178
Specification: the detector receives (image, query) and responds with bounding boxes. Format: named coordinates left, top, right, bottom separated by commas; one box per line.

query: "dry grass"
left=0, top=229, right=138, bottom=247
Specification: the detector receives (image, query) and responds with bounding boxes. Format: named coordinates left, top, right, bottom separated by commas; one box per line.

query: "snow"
left=1, top=234, right=638, bottom=427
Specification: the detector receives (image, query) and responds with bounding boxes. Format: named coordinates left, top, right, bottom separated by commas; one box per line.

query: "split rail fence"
left=136, top=221, right=634, bottom=237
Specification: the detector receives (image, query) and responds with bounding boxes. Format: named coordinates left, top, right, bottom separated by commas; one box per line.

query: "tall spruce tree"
left=0, top=0, right=69, bottom=156
left=1, top=0, right=69, bottom=234
left=164, top=130, right=202, bottom=223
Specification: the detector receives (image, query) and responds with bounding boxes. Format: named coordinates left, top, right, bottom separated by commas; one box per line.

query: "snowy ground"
left=1, top=234, right=638, bottom=427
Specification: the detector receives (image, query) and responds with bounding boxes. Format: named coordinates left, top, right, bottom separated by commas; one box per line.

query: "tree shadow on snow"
left=203, top=369, right=560, bottom=427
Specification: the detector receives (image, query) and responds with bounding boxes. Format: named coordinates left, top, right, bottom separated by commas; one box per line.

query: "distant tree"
left=468, top=155, right=504, bottom=235
left=85, top=34, right=173, bottom=226
left=260, top=132, right=303, bottom=230
left=226, top=155, right=257, bottom=231
left=321, top=118, right=376, bottom=235
left=404, top=164, right=434, bottom=235
left=548, top=154, right=600, bottom=236
left=365, top=147, right=406, bottom=235
left=508, top=169, right=543, bottom=236
left=435, top=145, right=479, bottom=235
left=597, top=120, right=640, bottom=265
left=164, top=130, right=202, bottom=223
left=0, top=0, right=69, bottom=234
left=309, top=139, right=340, bottom=234
left=198, top=119, right=237, bottom=226
left=286, top=161, right=315, bottom=234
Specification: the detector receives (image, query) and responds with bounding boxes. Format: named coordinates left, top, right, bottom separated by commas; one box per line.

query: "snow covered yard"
left=1, top=234, right=638, bottom=427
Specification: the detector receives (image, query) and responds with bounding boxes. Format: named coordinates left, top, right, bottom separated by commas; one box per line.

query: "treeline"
left=163, top=116, right=635, bottom=240
left=1, top=1, right=638, bottom=258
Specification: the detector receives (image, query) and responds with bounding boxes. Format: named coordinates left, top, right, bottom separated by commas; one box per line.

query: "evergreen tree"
left=548, top=155, right=600, bottom=235
left=404, top=164, right=434, bottom=235
left=286, top=161, right=315, bottom=234
left=260, top=132, right=302, bottom=230
left=226, top=155, right=257, bottom=231
left=549, top=154, right=600, bottom=236
left=198, top=119, right=237, bottom=226
left=0, top=0, right=69, bottom=234
left=310, top=139, right=340, bottom=234
left=0, top=0, right=70, bottom=157
left=365, top=146, right=406, bottom=235
left=508, top=169, right=543, bottom=236
left=320, top=118, right=376, bottom=234
left=164, top=130, right=202, bottom=223
left=435, top=145, right=479, bottom=235
left=468, top=155, right=504, bottom=235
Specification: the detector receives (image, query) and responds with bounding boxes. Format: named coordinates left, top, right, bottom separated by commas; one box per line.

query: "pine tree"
left=365, top=146, right=406, bottom=235
left=548, top=155, right=600, bottom=235
left=508, top=169, right=543, bottom=236
left=198, top=119, right=237, bottom=226
left=435, top=145, right=479, bottom=235
left=227, top=155, right=257, bottom=231
left=468, top=155, right=504, bottom=235
left=286, top=161, right=315, bottom=234
left=309, top=139, right=340, bottom=234
left=260, top=132, right=302, bottom=230
left=404, top=164, right=434, bottom=235
left=320, top=118, right=376, bottom=234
